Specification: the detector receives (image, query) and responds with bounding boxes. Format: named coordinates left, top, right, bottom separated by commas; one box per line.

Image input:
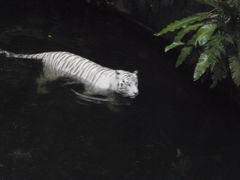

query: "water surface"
left=0, top=5, right=240, bottom=180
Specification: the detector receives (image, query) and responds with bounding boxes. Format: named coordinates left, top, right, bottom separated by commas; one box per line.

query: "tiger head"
left=115, top=70, right=139, bottom=98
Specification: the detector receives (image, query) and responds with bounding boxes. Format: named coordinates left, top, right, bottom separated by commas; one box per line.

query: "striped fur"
left=0, top=50, right=139, bottom=98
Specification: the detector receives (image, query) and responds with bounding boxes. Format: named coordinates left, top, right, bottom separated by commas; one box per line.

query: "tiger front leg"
left=83, top=85, right=97, bottom=96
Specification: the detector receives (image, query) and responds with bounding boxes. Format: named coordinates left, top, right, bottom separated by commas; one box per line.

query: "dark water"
left=0, top=5, right=240, bottom=180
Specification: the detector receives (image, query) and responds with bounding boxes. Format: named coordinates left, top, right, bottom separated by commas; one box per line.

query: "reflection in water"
left=72, top=89, right=131, bottom=105
left=72, top=89, right=113, bottom=104
left=72, top=89, right=132, bottom=112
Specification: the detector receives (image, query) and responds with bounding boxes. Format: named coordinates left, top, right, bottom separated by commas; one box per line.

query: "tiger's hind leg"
left=36, top=74, right=50, bottom=94
left=36, top=67, right=59, bottom=94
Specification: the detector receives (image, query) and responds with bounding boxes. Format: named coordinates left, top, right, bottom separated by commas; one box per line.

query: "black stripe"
left=63, top=57, right=73, bottom=71
left=43, top=53, right=52, bottom=65
left=92, top=68, right=109, bottom=86
left=51, top=52, right=59, bottom=62
left=51, top=53, right=61, bottom=68
left=40, top=52, right=47, bottom=60
left=59, top=54, right=72, bottom=70
left=55, top=52, right=63, bottom=60
left=71, top=58, right=86, bottom=75
left=35, top=53, right=43, bottom=59
left=23, top=54, right=31, bottom=59
left=86, top=63, right=98, bottom=82
left=89, top=66, right=103, bottom=83
left=78, top=62, right=93, bottom=78
left=62, top=54, right=72, bottom=71
left=67, top=56, right=80, bottom=72
left=84, top=63, right=96, bottom=80
left=44, top=53, right=52, bottom=66
left=50, top=52, right=61, bottom=66
left=68, top=61, right=80, bottom=76
left=50, top=53, right=61, bottom=69
left=48, top=53, right=55, bottom=61
left=54, top=53, right=68, bottom=69
left=108, top=71, right=116, bottom=79
left=73, top=59, right=89, bottom=75
left=87, top=65, right=98, bottom=82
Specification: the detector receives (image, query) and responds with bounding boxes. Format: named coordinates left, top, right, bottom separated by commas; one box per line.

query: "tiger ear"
left=116, top=70, right=121, bottom=75
left=133, top=70, right=138, bottom=75
left=115, top=70, right=121, bottom=79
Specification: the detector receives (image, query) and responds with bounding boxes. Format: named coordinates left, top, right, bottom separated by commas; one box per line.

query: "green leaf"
left=174, top=23, right=204, bottom=42
left=188, top=23, right=218, bottom=46
left=164, top=23, right=204, bottom=52
left=165, top=41, right=184, bottom=52
left=229, top=56, right=240, bottom=86
left=194, top=53, right=213, bottom=81
left=176, top=46, right=193, bottom=67
left=194, top=35, right=225, bottom=81
left=154, top=13, right=208, bottom=36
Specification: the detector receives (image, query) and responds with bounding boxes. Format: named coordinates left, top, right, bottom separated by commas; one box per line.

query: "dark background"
left=0, top=0, right=239, bottom=180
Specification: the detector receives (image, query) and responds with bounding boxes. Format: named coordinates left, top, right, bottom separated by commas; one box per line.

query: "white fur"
left=0, top=50, right=139, bottom=98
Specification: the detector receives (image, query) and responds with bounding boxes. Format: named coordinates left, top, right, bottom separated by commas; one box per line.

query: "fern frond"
left=174, top=23, right=204, bottom=42
left=194, top=53, right=214, bottom=81
left=174, top=23, right=218, bottom=68
left=154, top=13, right=208, bottom=36
left=189, top=23, right=218, bottom=46
left=194, top=35, right=225, bottom=81
left=229, top=56, right=240, bottom=86
left=164, top=23, right=204, bottom=52
left=176, top=47, right=193, bottom=67
left=165, top=42, right=185, bottom=52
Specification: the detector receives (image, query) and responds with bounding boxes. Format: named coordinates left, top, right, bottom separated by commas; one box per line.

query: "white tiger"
left=0, top=50, right=139, bottom=99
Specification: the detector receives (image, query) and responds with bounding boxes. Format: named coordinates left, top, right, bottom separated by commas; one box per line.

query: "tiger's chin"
left=122, top=94, right=138, bottom=99
left=129, top=95, right=137, bottom=99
